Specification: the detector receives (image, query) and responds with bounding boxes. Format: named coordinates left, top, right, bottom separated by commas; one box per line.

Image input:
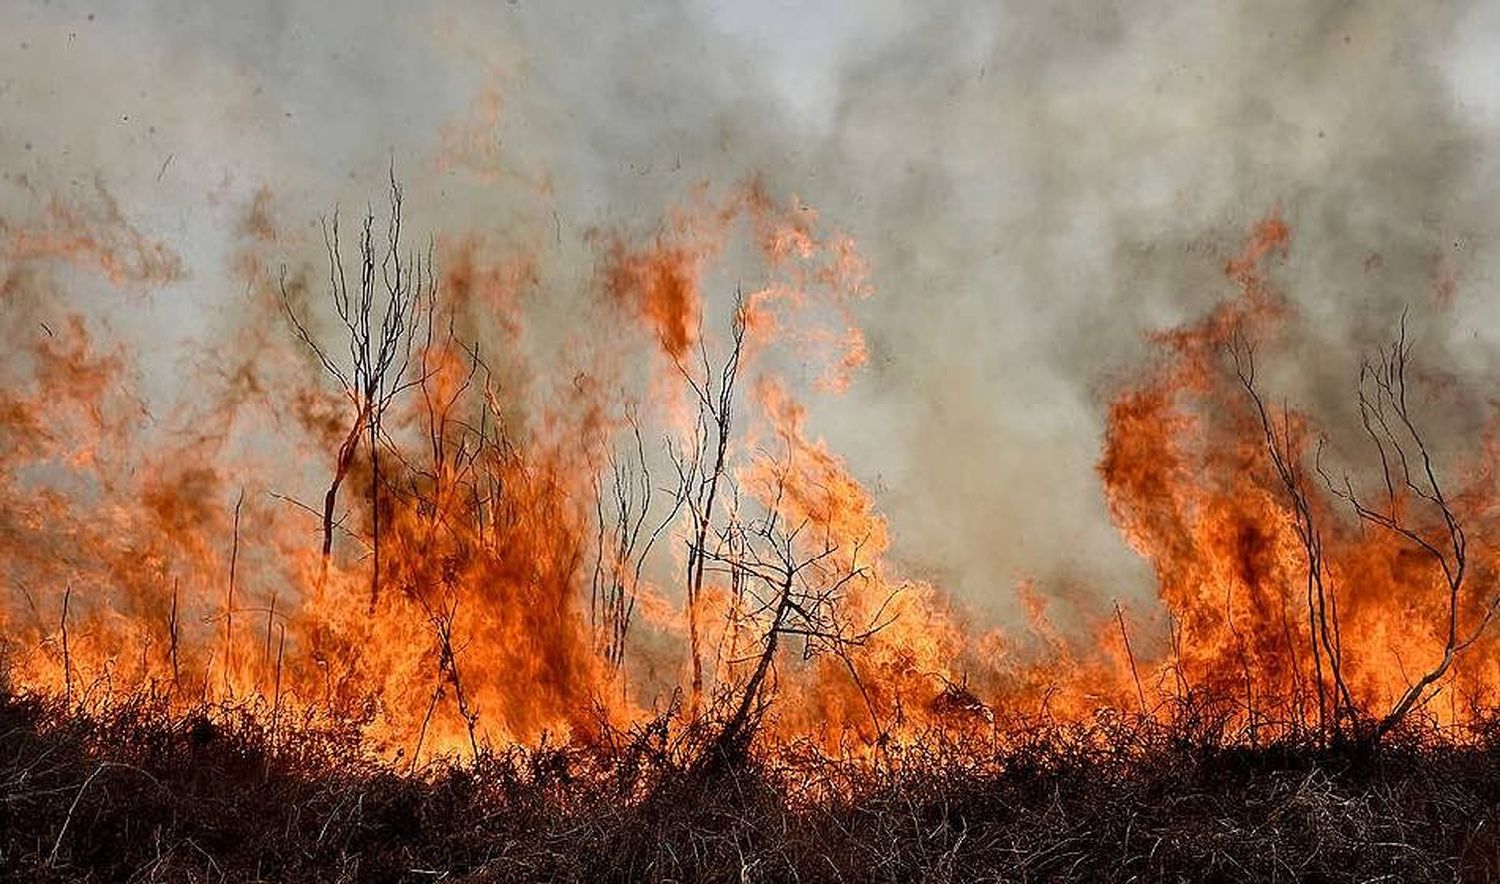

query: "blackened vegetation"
left=5, top=690, right=1500, bottom=882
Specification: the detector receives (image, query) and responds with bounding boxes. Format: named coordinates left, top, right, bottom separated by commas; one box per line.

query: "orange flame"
left=3, top=178, right=1498, bottom=767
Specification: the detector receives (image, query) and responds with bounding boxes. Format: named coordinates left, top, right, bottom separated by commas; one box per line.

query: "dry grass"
left=4, top=690, right=1500, bottom=882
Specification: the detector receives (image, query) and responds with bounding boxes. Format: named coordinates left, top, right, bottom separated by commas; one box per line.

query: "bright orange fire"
left=2, top=173, right=1497, bottom=764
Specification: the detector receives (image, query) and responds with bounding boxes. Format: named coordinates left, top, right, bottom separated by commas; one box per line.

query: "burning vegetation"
left=4, top=171, right=1500, bottom=880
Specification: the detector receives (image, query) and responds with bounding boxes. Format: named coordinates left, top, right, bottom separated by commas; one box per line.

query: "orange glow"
left=3, top=180, right=1497, bottom=767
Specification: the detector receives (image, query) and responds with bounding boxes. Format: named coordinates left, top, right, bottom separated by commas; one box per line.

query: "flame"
left=2, top=177, right=185, bottom=289
left=1097, top=213, right=1500, bottom=733
left=2, top=166, right=1499, bottom=769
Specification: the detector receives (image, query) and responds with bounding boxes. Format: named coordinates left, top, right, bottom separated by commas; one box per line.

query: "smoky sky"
left=2, top=0, right=1497, bottom=629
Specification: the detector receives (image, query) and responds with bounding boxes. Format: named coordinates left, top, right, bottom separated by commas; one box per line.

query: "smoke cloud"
left=2, top=0, right=1497, bottom=639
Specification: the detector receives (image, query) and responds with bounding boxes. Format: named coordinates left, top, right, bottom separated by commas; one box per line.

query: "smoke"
left=2, top=0, right=1497, bottom=641
left=798, top=0, right=1496, bottom=626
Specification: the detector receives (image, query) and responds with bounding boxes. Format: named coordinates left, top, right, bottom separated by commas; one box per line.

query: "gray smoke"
left=2, top=0, right=1496, bottom=634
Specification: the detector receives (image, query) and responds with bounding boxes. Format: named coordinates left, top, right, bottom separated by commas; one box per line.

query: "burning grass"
left=8, top=179, right=1500, bottom=880
left=6, top=685, right=1500, bottom=882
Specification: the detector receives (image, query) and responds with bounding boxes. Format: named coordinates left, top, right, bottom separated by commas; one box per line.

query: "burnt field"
left=6, top=688, right=1500, bottom=882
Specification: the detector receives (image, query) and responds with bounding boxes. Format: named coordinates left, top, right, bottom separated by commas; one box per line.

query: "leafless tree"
left=281, top=171, right=435, bottom=611
left=591, top=407, right=682, bottom=670
left=1321, top=318, right=1498, bottom=741
left=386, top=321, right=495, bottom=765
left=1231, top=333, right=1354, bottom=741
left=695, top=450, right=897, bottom=759
left=668, top=297, right=746, bottom=712
left=1236, top=317, right=1500, bottom=744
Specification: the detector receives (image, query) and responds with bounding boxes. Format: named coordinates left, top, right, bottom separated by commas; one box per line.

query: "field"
left=5, top=6, right=1500, bottom=882
left=6, top=689, right=1499, bottom=882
